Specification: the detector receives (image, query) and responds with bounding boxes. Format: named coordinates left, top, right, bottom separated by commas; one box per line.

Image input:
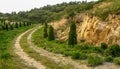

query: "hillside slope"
left=50, top=0, right=120, bottom=46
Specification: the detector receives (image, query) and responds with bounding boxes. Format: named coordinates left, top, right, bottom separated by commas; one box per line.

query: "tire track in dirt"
left=14, top=28, right=46, bottom=69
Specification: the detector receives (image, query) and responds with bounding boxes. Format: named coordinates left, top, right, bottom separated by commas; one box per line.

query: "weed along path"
left=28, top=27, right=91, bottom=69
left=14, top=28, right=46, bottom=69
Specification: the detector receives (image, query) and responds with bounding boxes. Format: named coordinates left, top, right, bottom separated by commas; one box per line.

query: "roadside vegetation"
left=0, top=24, right=34, bottom=69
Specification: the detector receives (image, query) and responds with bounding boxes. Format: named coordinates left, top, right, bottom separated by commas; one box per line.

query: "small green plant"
left=101, top=43, right=108, bottom=50
left=105, top=56, right=113, bottom=62
left=72, top=52, right=80, bottom=59
left=72, top=52, right=87, bottom=60
left=113, top=58, right=120, bottom=65
left=105, top=44, right=120, bottom=57
left=88, top=55, right=103, bottom=66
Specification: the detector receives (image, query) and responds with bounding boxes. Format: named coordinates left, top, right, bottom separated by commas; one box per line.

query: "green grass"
left=0, top=25, right=35, bottom=69
left=20, top=28, right=73, bottom=69
left=87, top=55, right=103, bottom=66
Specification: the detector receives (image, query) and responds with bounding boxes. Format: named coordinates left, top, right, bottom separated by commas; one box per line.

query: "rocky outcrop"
left=50, top=14, right=120, bottom=46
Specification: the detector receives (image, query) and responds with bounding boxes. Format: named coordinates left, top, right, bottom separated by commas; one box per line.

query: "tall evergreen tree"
left=19, top=22, right=22, bottom=27
left=43, top=22, right=48, bottom=38
left=23, top=22, right=26, bottom=26
left=48, top=25, right=55, bottom=41
left=5, top=24, right=9, bottom=31
left=68, top=21, right=77, bottom=46
left=10, top=24, right=14, bottom=30
left=15, top=22, right=19, bottom=28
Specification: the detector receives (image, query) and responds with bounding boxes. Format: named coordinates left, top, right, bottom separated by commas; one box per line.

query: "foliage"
left=43, top=23, right=48, bottom=38
left=88, top=55, right=103, bottom=66
left=105, top=44, right=120, bottom=57
left=113, top=58, right=120, bottom=65
left=105, top=56, right=113, bottom=62
left=101, top=43, right=108, bottom=50
left=72, top=52, right=87, bottom=60
left=48, top=25, right=55, bottom=41
left=68, top=21, right=77, bottom=46
left=0, top=25, right=33, bottom=69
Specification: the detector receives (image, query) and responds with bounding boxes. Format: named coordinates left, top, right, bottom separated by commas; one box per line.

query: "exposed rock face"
left=50, top=14, right=120, bottom=45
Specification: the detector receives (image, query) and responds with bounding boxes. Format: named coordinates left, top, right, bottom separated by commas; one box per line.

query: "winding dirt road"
left=14, top=28, right=46, bottom=69
left=14, top=26, right=120, bottom=69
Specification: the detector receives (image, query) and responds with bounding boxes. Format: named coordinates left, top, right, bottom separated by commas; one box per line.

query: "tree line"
left=0, top=19, right=31, bottom=31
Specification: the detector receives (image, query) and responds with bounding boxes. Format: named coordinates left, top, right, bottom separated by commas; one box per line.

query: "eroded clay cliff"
left=50, top=13, right=120, bottom=45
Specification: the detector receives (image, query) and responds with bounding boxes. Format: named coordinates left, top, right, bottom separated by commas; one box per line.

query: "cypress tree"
left=26, top=22, right=29, bottom=26
left=5, top=24, right=9, bottom=31
left=19, top=22, right=22, bottom=27
left=10, top=24, right=14, bottom=30
left=68, top=21, right=77, bottom=46
left=48, top=25, right=55, bottom=41
left=15, top=22, right=18, bottom=28
left=43, top=23, right=48, bottom=38
left=23, top=22, right=26, bottom=26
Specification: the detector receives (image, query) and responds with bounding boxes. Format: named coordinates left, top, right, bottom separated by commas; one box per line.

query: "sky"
left=0, top=0, right=97, bottom=13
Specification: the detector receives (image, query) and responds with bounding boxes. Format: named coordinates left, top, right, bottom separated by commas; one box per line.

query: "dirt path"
left=27, top=27, right=91, bottom=69
left=14, top=28, right=46, bottom=69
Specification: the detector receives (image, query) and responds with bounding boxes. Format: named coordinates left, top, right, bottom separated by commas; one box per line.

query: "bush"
left=79, top=53, right=87, bottom=60
left=104, top=44, right=120, bottom=57
left=72, top=52, right=87, bottom=60
left=92, top=47, right=103, bottom=53
left=113, top=58, right=120, bottom=65
left=105, top=56, right=113, bottom=62
left=75, top=44, right=90, bottom=50
left=0, top=52, right=11, bottom=59
left=88, top=55, right=103, bottom=66
left=101, top=43, right=108, bottom=50
left=72, top=52, right=80, bottom=59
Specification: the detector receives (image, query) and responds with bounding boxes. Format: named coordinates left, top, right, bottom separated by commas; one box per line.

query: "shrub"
left=79, top=53, right=87, bottom=60
left=0, top=52, right=11, bottom=59
left=92, top=47, right=103, bottom=53
left=113, top=58, right=120, bottom=65
left=105, top=56, right=113, bottom=62
left=75, top=44, right=90, bottom=50
left=101, top=43, right=108, bottom=50
left=72, top=52, right=80, bottom=59
left=88, top=55, right=103, bottom=66
left=104, top=44, right=120, bottom=57
left=72, top=52, right=87, bottom=60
